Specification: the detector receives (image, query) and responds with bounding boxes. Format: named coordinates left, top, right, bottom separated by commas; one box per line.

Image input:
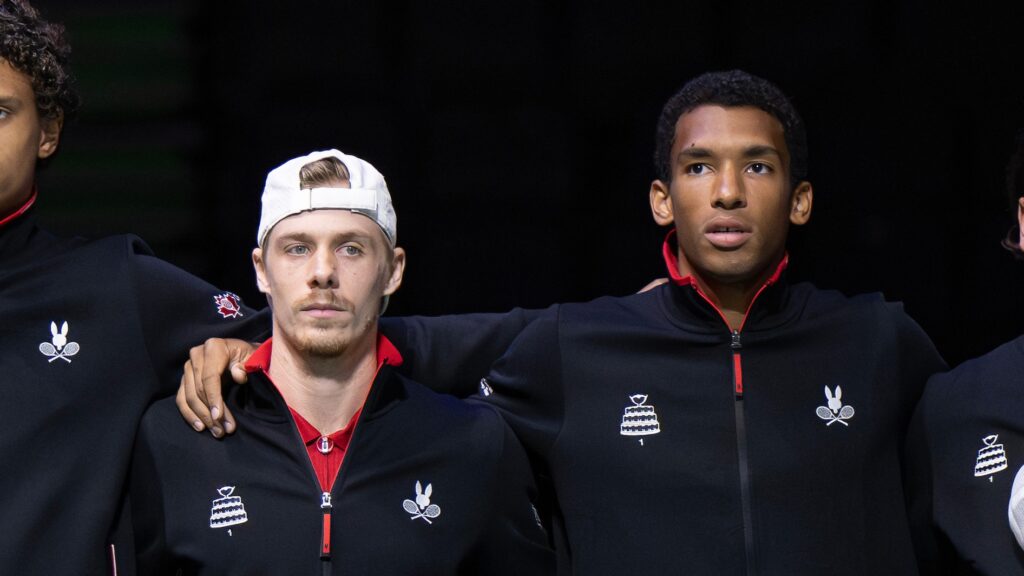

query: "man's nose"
left=308, top=249, right=338, bottom=288
left=712, top=166, right=746, bottom=209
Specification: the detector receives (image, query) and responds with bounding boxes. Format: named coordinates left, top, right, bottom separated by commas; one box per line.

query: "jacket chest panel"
left=930, top=396, right=1024, bottom=573
left=155, top=417, right=496, bottom=573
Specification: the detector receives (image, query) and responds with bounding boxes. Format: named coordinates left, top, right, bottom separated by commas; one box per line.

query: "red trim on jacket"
left=0, top=190, right=37, bottom=229
left=661, top=228, right=788, bottom=288
left=244, top=334, right=403, bottom=491
left=660, top=228, right=788, bottom=329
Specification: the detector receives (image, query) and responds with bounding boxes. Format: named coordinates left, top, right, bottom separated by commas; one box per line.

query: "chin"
left=700, top=260, right=765, bottom=286
left=293, top=330, right=351, bottom=358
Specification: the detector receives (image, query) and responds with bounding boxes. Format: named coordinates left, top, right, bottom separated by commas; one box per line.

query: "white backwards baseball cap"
left=257, top=149, right=396, bottom=247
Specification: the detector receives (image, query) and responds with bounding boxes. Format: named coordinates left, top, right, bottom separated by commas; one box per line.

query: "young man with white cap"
left=126, top=150, right=553, bottom=575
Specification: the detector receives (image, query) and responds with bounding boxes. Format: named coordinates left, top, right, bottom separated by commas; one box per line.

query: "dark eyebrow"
left=0, top=96, right=24, bottom=109
left=676, top=145, right=783, bottom=160
left=742, top=145, right=782, bottom=159
left=675, top=147, right=713, bottom=162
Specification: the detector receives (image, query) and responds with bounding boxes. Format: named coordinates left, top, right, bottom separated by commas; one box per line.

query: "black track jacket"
left=128, top=364, right=554, bottom=575
left=0, top=206, right=267, bottom=574
left=908, top=335, right=1024, bottom=575
left=386, top=237, right=947, bottom=575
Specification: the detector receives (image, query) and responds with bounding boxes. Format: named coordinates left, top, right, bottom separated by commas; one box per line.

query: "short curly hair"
left=654, top=70, right=807, bottom=188
left=0, top=0, right=78, bottom=122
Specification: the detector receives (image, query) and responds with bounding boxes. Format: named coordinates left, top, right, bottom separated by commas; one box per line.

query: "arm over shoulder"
left=471, top=307, right=565, bottom=459
left=125, top=238, right=270, bottom=394
left=380, top=306, right=548, bottom=396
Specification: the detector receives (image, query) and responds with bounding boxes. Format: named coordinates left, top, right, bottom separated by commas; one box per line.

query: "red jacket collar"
left=0, top=190, right=37, bottom=230
left=244, top=333, right=404, bottom=374
left=660, top=228, right=789, bottom=288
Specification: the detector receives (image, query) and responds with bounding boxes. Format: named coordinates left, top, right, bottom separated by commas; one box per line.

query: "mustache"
left=295, top=294, right=350, bottom=312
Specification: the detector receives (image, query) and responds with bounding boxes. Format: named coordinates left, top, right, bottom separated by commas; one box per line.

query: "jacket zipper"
left=731, top=330, right=755, bottom=576
left=320, top=491, right=332, bottom=576
left=290, top=427, right=343, bottom=575
left=691, top=280, right=775, bottom=576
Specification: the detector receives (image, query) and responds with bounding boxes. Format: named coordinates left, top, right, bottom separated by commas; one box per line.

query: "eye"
left=0, top=110, right=9, bottom=120
left=747, top=162, right=773, bottom=174
left=284, top=244, right=310, bottom=256
left=340, top=245, right=363, bottom=257
left=685, top=163, right=710, bottom=175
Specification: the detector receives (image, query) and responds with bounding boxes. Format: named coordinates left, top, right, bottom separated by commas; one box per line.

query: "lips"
left=704, top=219, right=752, bottom=249
left=298, top=299, right=348, bottom=318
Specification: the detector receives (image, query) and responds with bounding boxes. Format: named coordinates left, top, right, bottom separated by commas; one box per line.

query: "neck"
left=690, top=274, right=762, bottom=330
left=680, top=256, right=783, bottom=331
left=268, top=332, right=378, bottom=433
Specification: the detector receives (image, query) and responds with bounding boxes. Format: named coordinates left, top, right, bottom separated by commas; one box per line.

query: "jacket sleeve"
left=891, top=304, right=948, bottom=403
left=471, top=410, right=556, bottom=575
left=379, top=306, right=547, bottom=397
left=905, top=371, right=957, bottom=576
left=469, top=307, right=565, bottom=460
left=126, top=405, right=176, bottom=576
left=125, top=236, right=271, bottom=396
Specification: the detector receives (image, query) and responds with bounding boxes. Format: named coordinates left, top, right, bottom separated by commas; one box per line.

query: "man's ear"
left=252, top=248, right=270, bottom=295
left=37, top=112, right=62, bottom=159
left=1017, top=197, right=1024, bottom=249
left=649, top=180, right=675, bottom=226
left=383, top=247, right=406, bottom=297
left=789, top=181, right=813, bottom=226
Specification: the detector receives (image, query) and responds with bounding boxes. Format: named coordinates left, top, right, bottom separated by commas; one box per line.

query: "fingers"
left=176, top=377, right=205, bottom=432
left=230, top=361, right=249, bottom=385
left=200, top=338, right=256, bottom=436
left=637, top=278, right=669, bottom=293
left=198, top=338, right=232, bottom=438
left=184, top=351, right=219, bottom=436
left=174, top=337, right=257, bottom=438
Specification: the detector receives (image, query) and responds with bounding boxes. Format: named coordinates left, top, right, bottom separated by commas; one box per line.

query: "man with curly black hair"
left=0, top=1, right=267, bottom=572
left=907, top=136, right=1024, bottom=575
left=0, top=0, right=73, bottom=217
left=189, top=70, right=947, bottom=573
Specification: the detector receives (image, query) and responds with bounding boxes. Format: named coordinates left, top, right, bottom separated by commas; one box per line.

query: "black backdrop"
left=28, top=0, right=1024, bottom=366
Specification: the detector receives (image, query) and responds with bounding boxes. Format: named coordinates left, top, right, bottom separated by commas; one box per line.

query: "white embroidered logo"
left=479, top=378, right=493, bottom=397
left=402, top=481, right=441, bottom=524
left=38, top=321, right=80, bottom=363
left=816, top=386, right=855, bottom=426
left=975, top=434, right=1009, bottom=481
left=620, top=394, right=661, bottom=445
left=210, top=486, right=249, bottom=534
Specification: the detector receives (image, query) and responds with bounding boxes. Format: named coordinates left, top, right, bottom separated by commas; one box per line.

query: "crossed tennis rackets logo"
left=39, top=321, right=80, bottom=363
left=816, top=386, right=855, bottom=426
left=403, top=481, right=441, bottom=524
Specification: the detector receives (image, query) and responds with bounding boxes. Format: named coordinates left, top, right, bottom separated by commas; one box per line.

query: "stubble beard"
left=292, top=325, right=350, bottom=358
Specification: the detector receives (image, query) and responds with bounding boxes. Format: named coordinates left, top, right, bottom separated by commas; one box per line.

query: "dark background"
left=28, top=0, right=1024, bottom=366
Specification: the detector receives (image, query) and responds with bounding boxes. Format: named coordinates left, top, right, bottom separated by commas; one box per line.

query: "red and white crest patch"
left=214, top=292, right=244, bottom=319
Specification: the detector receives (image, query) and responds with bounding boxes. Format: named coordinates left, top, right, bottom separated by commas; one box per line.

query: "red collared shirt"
left=244, top=334, right=403, bottom=491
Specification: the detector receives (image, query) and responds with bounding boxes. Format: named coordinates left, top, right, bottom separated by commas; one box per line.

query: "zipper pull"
left=320, top=491, right=332, bottom=559
left=731, top=330, right=744, bottom=398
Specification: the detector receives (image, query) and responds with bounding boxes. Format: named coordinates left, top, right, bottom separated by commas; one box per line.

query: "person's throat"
left=268, top=334, right=378, bottom=434
left=684, top=263, right=778, bottom=331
